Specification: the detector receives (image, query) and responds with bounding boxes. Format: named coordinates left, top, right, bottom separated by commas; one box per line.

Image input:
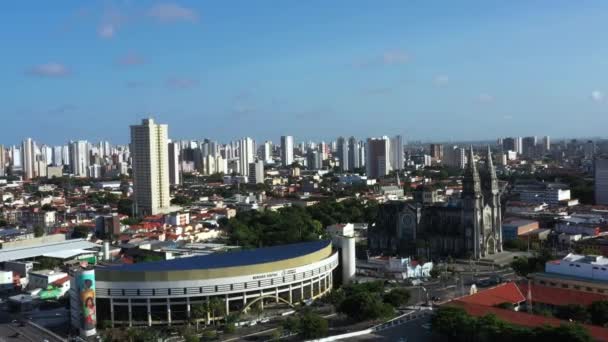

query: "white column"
left=167, top=298, right=171, bottom=325
left=288, top=284, right=293, bottom=304
left=147, top=298, right=152, bottom=327
left=275, top=287, right=279, bottom=303
left=186, top=297, right=191, bottom=320
left=128, top=298, right=133, bottom=327
left=110, top=298, right=115, bottom=328
left=225, top=294, right=230, bottom=317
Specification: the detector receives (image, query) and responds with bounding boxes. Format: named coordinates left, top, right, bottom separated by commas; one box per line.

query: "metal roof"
left=103, top=240, right=331, bottom=272
left=0, top=239, right=99, bottom=262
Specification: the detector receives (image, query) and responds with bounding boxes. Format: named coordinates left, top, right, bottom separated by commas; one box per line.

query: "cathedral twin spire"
left=462, top=146, right=499, bottom=199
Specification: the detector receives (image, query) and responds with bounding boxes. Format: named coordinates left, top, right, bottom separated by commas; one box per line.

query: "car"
left=431, top=296, right=441, bottom=302
left=421, top=323, right=431, bottom=330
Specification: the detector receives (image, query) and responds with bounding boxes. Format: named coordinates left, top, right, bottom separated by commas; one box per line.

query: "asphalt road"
left=349, top=314, right=433, bottom=341
left=0, top=321, right=63, bottom=342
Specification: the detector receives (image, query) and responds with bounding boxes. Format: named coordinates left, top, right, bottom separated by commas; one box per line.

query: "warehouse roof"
left=0, top=239, right=99, bottom=262
left=104, top=240, right=331, bottom=272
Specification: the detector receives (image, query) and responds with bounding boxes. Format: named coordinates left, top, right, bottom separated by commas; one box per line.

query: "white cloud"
left=434, top=75, right=449, bottom=86
left=477, top=93, right=494, bottom=103
left=26, top=63, right=70, bottom=77
left=98, top=7, right=126, bottom=39
left=354, top=49, right=409, bottom=68
left=98, top=24, right=116, bottom=38
left=166, top=77, right=199, bottom=89
left=591, top=90, right=604, bottom=102
left=116, top=52, right=146, bottom=66
left=147, top=3, right=199, bottom=23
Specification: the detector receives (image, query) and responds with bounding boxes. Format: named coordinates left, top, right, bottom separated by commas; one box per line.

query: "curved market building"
left=94, top=240, right=339, bottom=327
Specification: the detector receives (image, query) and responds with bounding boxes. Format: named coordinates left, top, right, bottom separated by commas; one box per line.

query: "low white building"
left=28, top=270, right=68, bottom=290
left=545, top=253, right=608, bottom=281
left=326, top=223, right=355, bottom=238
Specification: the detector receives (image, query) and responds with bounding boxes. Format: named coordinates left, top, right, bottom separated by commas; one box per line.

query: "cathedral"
left=368, top=147, right=503, bottom=260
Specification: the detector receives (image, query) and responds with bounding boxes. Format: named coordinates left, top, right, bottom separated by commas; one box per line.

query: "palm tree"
left=208, top=297, right=226, bottom=325
left=191, top=302, right=209, bottom=331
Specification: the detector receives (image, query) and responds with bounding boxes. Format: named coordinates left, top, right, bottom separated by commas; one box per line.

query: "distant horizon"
left=4, top=2, right=608, bottom=143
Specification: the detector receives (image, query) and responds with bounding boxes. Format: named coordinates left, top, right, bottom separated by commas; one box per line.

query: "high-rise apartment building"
left=542, top=136, right=550, bottom=152
left=595, top=158, right=608, bottom=205
left=522, top=136, right=537, bottom=158
left=390, top=135, right=404, bottom=170
left=336, top=137, right=348, bottom=172
left=584, top=141, right=596, bottom=160
left=430, top=143, right=444, bottom=160
left=70, top=140, right=90, bottom=177
left=366, top=137, right=391, bottom=179
left=21, top=138, right=36, bottom=180
left=348, top=137, right=360, bottom=171
left=280, top=135, right=294, bottom=167
left=238, top=137, right=255, bottom=176
left=0, top=145, right=5, bottom=177
left=130, top=118, right=170, bottom=216
left=168, top=142, right=181, bottom=186
left=262, top=141, right=273, bottom=164
left=248, top=160, right=265, bottom=184
left=444, top=146, right=467, bottom=169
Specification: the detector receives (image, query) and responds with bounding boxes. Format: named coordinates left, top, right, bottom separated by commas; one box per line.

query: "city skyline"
left=4, top=1, right=608, bottom=144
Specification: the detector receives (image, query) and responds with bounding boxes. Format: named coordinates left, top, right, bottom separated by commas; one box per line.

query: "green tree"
left=72, top=225, right=92, bottom=239
left=383, top=288, right=411, bottom=308
left=589, top=300, right=608, bottom=326
left=555, top=304, right=590, bottom=323
left=338, top=290, right=393, bottom=322
left=34, top=225, right=45, bottom=237
left=298, top=309, right=328, bottom=339
left=117, top=198, right=133, bottom=216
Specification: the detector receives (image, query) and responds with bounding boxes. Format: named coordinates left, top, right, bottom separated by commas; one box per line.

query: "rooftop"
left=517, top=281, right=608, bottom=307
left=457, top=282, right=525, bottom=307
left=102, top=240, right=331, bottom=272
left=0, top=239, right=99, bottom=263
left=562, top=253, right=608, bottom=266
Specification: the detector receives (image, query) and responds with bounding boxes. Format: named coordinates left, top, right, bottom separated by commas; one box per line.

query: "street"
left=349, top=314, right=433, bottom=341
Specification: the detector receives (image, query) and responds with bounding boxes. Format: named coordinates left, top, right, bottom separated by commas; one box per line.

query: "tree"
left=383, top=288, right=411, bottom=308
left=171, top=195, right=192, bottom=206
left=495, top=302, right=514, bottom=310
left=34, top=225, right=45, bottom=237
left=589, top=300, right=608, bottom=326
left=298, top=310, right=328, bottom=339
left=72, top=225, right=92, bottom=239
left=117, top=198, right=133, bottom=216
left=338, top=290, right=393, bottom=322
left=282, top=317, right=299, bottom=334
left=555, top=304, right=589, bottom=323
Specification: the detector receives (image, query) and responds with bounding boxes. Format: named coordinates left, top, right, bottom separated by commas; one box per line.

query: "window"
left=594, top=267, right=599, bottom=270
left=574, top=285, right=581, bottom=290
left=587, top=287, right=593, bottom=291
left=539, top=280, right=546, bottom=285
left=561, top=284, right=568, bottom=289
left=575, top=265, right=581, bottom=268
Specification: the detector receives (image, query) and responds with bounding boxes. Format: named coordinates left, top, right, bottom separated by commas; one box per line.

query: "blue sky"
left=2, top=1, right=608, bottom=145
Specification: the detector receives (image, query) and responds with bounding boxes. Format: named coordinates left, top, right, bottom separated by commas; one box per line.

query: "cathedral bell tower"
left=461, top=146, right=484, bottom=259
left=483, top=146, right=502, bottom=253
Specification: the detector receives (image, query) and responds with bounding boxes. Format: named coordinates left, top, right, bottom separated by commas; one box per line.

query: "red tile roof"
left=451, top=301, right=608, bottom=342
left=52, top=276, right=70, bottom=286
left=517, top=282, right=608, bottom=307
left=458, top=282, right=526, bottom=307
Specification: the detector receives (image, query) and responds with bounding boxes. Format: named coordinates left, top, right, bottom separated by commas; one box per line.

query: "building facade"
left=280, top=135, right=294, bottom=167
left=93, top=241, right=339, bottom=327
left=368, top=147, right=503, bottom=259
left=130, top=118, right=171, bottom=216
